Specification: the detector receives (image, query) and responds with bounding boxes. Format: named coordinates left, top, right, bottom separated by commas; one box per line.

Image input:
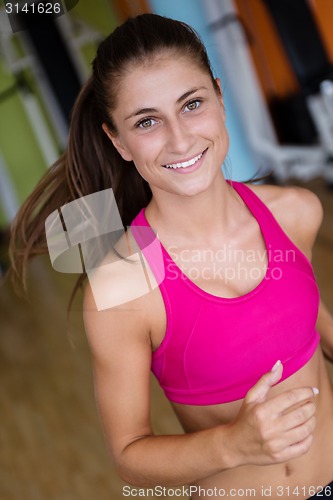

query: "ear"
left=102, top=123, right=133, bottom=162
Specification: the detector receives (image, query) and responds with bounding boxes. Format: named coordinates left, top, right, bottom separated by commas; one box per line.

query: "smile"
left=163, top=149, right=207, bottom=169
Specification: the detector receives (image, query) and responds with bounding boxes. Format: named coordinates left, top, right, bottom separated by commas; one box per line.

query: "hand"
left=225, top=361, right=318, bottom=467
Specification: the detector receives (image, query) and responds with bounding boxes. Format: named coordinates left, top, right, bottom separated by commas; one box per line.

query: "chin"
left=178, top=181, right=213, bottom=198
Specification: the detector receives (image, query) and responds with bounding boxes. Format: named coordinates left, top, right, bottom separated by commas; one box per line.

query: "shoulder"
left=245, top=182, right=323, bottom=258
left=83, top=229, right=155, bottom=357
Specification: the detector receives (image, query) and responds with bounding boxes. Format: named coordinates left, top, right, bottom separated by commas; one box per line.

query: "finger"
left=282, top=416, right=316, bottom=450
left=278, top=401, right=316, bottom=432
left=275, top=433, right=314, bottom=463
left=246, top=360, right=283, bottom=404
left=268, top=387, right=318, bottom=415
left=288, top=433, right=314, bottom=459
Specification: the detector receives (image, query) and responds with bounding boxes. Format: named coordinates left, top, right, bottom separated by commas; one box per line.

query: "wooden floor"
left=0, top=178, right=332, bottom=500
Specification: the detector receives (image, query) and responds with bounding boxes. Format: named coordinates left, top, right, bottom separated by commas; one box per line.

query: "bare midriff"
left=172, top=348, right=333, bottom=499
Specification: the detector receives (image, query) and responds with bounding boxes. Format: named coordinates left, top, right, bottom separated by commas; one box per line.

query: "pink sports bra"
left=130, top=181, right=320, bottom=405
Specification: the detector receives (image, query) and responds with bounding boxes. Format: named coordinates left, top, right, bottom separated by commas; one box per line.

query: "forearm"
left=111, top=362, right=315, bottom=487
left=117, top=424, right=234, bottom=487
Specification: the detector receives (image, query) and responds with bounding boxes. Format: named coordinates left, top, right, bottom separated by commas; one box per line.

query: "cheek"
left=212, top=108, right=228, bottom=138
left=197, top=112, right=228, bottom=140
left=132, top=135, right=164, bottom=164
left=193, top=104, right=225, bottom=130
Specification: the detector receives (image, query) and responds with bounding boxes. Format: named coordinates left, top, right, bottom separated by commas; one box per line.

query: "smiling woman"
left=8, top=13, right=333, bottom=500
left=101, top=53, right=228, bottom=197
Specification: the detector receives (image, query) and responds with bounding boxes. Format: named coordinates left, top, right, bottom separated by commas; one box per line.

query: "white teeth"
left=164, top=151, right=204, bottom=169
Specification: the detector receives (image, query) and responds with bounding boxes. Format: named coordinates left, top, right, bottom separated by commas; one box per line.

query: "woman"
left=10, top=14, right=333, bottom=499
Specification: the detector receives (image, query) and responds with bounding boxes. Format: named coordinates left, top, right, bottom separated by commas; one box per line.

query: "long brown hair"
left=9, top=13, right=223, bottom=303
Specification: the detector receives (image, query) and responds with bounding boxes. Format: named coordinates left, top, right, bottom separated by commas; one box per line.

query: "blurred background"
left=0, top=0, right=332, bottom=498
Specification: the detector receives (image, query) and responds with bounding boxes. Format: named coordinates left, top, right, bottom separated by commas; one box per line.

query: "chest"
left=149, top=240, right=320, bottom=406
left=164, top=217, right=269, bottom=299
left=148, top=222, right=268, bottom=351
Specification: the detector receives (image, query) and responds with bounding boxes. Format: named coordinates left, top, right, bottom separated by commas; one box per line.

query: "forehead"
left=113, top=54, right=212, bottom=117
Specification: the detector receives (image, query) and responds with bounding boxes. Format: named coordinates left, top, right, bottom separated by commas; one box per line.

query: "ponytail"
left=9, top=75, right=151, bottom=297
left=9, top=11, right=225, bottom=299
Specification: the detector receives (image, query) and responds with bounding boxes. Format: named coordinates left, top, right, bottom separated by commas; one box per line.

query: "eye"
left=183, top=99, right=202, bottom=113
left=136, top=117, right=157, bottom=129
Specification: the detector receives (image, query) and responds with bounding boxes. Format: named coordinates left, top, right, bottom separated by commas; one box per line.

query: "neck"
left=145, top=173, right=240, bottom=243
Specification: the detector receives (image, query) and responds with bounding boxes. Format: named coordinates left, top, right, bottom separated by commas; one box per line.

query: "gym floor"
left=0, top=178, right=332, bottom=500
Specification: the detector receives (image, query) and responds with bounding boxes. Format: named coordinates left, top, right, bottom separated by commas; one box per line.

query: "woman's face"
left=104, top=53, right=229, bottom=198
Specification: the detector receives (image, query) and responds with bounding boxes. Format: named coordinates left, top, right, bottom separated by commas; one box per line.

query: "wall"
left=0, top=0, right=117, bottom=228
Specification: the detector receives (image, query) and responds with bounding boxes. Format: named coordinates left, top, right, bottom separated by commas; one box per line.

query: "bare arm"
left=83, top=277, right=317, bottom=487
left=83, top=282, right=233, bottom=486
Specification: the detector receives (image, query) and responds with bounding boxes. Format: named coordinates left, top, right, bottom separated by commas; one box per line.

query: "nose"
left=165, top=117, right=194, bottom=155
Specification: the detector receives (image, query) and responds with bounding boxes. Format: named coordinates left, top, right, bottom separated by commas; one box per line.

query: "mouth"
left=162, top=148, right=208, bottom=170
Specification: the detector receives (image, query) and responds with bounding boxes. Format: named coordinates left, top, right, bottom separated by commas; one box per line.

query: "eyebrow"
left=125, top=87, right=207, bottom=120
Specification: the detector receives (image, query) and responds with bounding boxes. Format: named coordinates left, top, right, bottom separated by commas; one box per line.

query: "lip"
left=162, top=148, right=208, bottom=174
